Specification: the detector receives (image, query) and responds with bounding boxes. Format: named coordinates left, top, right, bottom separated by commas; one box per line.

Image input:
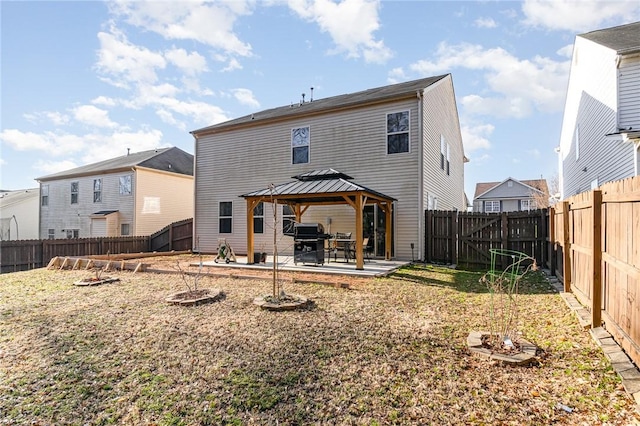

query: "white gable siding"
left=618, top=57, right=640, bottom=131
left=195, top=98, right=423, bottom=259
left=134, top=168, right=194, bottom=236
left=558, top=37, right=633, bottom=198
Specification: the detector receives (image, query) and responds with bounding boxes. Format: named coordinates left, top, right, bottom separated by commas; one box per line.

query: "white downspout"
left=416, top=89, right=424, bottom=262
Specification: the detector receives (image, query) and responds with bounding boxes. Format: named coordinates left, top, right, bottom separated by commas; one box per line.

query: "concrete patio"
left=199, top=254, right=409, bottom=278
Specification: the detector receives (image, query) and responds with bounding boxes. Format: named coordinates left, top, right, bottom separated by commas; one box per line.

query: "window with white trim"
left=446, top=143, right=450, bottom=175
left=66, top=229, right=79, bottom=239
left=219, top=202, right=232, bottom=233
left=119, top=175, right=132, bottom=195
left=121, top=223, right=130, bottom=236
left=93, top=179, right=102, bottom=203
left=520, top=199, right=532, bottom=211
left=484, top=200, right=500, bottom=213
left=440, top=135, right=446, bottom=170
left=47, top=228, right=55, bottom=239
left=387, top=111, right=409, bottom=154
left=253, top=202, right=264, bottom=234
left=292, top=127, right=310, bottom=164
left=41, top=185, right=49, bottom=207
left=71, top=181, right=79, bottom=204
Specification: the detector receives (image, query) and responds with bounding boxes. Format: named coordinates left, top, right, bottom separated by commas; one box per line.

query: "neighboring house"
left=473, top=178, right=549, bottom=213
left=36, top=147, right=194, bottom=239
left=191, top=74, right=467, bottom=261
left=0, top=188, right=39, bottom=240
left=558, top=21, right=640, bottom=199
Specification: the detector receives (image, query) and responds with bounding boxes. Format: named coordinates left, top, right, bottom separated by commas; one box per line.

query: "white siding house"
left=0, top=188, right=40, bottom=240
left=36, top=147, right=194, bottom=239
left=558, top=21, right=640, bottom=199
left=191, top=75, right=467, bottom=261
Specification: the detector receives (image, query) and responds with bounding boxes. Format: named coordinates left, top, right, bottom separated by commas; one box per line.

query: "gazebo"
left=241, top=169, right=396, bottom=270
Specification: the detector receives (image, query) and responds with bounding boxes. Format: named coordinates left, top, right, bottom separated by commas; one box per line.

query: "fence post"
left=549, top=207, right=556, bottom=276
left=562, top=201, right=571, bottom=292
left=591, top=190, right=603, bottom=328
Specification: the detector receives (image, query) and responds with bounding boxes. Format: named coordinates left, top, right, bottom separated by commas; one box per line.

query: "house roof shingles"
left=580, top=21, right=640, bottom=54
left=36, top=147, right=194, bottom=181
left=192, top=75, right=449, bottom=135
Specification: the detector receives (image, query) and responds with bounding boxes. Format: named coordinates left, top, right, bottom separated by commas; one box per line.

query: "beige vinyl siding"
left=618, top=57, right=640, bottom=131
left=421, top=75, right=466, bottom=211
left=39, top=172, right=136, bottom=238
left=134, top=167, right=194, bottom=236
left=195, top=98, right=423, bottom=259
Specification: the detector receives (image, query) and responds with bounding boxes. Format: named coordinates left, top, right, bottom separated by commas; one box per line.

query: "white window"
left=66, top=229, right=79, bottom=239
left=119, top=175, right=132, bottom=195
left=484, top=201, right=500, bottom=213
left=41, top=185, right=49, bottom=207
left=521, top=200, right=532, bottom=211
left=71, top=181, right=79, bottom=204
left=440, top=135, right=446, bottom=169
left=219, top=202, right=232, bottom=233
left=121, top=223, right=130, bottom=236
left=47, top=228, right=55, bottom=239
left=387, top=111, right=409, bottom=154
left=253, top=202, right=264, bottom=234
left=446, top=143, right=450, bottom=175
left=93, top=179, right=102, bottom=203
left=292, top=127, right=310, bottom=164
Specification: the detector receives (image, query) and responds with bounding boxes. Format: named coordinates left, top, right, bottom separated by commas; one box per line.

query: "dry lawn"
left=1, top=261, right=639, bottom=425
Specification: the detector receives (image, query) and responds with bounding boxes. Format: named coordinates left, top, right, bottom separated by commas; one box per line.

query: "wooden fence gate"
left=425, top=209, right=549, bottom=270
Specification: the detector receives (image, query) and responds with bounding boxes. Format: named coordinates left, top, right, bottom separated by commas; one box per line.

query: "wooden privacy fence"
left=552, top=176, right=640, bottom=368
left=1, top=218, right=193, bottom=273
left=425, top=209, right=549, bottom=270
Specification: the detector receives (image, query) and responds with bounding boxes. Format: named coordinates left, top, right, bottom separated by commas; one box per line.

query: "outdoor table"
left=327, top=238, right=355, bottom=263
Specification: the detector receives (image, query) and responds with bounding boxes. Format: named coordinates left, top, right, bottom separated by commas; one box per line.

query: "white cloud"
left=287, top=0, right=393, bottom=64
left=33, top=159, right=79, bottom=176
left=231, top=88, right=260, bottom=109
left=78, top=129, right=167, bottom=165
left=95, top=26, right=167, bottom=87
left=556, top=44, right=574, bottom=58
left=72, top=105, right=118, bottom=128
left=0, top=158, right=6, bottom=166
left=221, top=57, right=243, bottom=73
left=409, top=42, right=570, bottom=118
left=109, top=0, right=253, bottom=56
left=23, top=111, right=70, bottom=126
left=521, top=0, right=640, bottom=32
left=475, top=17, right=497, bottom=28
left=92, top=96, right=118, bottom=107
left=0, top=129, right=85, bottom=154
left=461, top=123, right=494, bottom=153
left=165, top=47, right=208, bottom=75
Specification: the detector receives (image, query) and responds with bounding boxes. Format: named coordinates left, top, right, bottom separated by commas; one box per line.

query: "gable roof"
left=580, top=21, right=640, bottom=55
left=0, top=188, right=39, bottom=209
left=36, top=147, right=194, bottom=181
left=474, top=178, right=549, bottom=200
left=191, top=75, right=449, bottom=136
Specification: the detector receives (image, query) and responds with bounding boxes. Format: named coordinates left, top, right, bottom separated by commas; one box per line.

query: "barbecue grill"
left=292, top=223, right=330, bottom=265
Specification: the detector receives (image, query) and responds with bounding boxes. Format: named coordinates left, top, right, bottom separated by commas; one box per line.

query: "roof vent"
left=310, top=87, right=314, bottom=102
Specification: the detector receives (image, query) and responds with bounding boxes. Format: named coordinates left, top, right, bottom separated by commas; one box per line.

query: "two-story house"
left=0, top=188, right=40, bottom=240
left=191, top=75, right=467, bottom=263
left=558, top=21, right=640, bottom=199
left=472, top=178, right=549, bottom=213
left=36, top=147, right=194, bottom=239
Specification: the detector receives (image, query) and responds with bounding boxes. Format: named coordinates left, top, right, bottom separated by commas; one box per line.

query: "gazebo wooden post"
left=246, top=198, right=256, bottom=264
left=385, top=201, right=392, bottom=260
left=355, top=193, right=364, bottom=270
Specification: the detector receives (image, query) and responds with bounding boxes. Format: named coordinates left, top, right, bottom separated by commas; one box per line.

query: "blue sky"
left=2, top=1, right=640, bottom=200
